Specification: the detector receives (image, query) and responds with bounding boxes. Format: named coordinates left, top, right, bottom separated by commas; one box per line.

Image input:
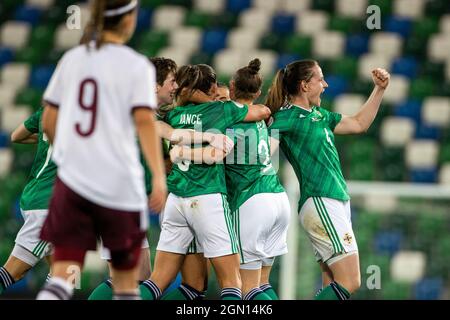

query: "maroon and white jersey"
left=43, top=42, right=157, bottom=211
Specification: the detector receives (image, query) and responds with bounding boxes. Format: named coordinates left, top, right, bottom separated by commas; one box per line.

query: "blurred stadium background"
left=1, top=0, right=450, bottom=299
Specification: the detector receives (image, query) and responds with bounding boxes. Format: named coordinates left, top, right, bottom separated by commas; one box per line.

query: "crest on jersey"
left=343, top=233, right=353, bottom=245
left=190, top=200, right=199, bottom=209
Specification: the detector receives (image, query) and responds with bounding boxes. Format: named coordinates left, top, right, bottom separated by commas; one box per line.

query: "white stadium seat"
left=363, top=194, right=398, bottom=213
left=383, top=75, right=409, bottom=104
left=157, top=46, right=192, bottom=67
left=239, top=8, right=272, bottom=33
left=391, top=251, right=426, bottom=283
left=242, top=50, right=277, bottom=77
left=0, top=85, right=18, bottom=109
left=358, top=53, right=392, bottom=81
left=422, top=97, right=450, bottom=128
left=445, top=59, right=450, bottom=82
left=282, top=0, right=312, bottom=14
left=252, top=0, right=279, bottom=13
left=0, top=105, right=32, bottom=133
left=214, top=48, right=244, bottom=76
left=227, top=28, right=263, bottom=50
left=193, top=0, right=225, bottom=14
left=54, top=24, right=83, bottom=50
left=405, top=140, right=439, bottom=169
left=0, top=21, right=31, bottom=50
left=380, top=116, right=415, bottom=147
left=393, top=0, right=425, bottom=19
left=312, top=31, right=345, bottom=59
left=336, top=0, right=368, bottom=18
left=0, top=148, right=13, bottom=178
left=439, top=163, right=450, bottom=185
left=1, top=63, right=31, bottom=90
left=428, top=33, right=450, bottom=62
left=296, top=10, right=329, bottom=35
left=26, top=0, right=54, bottom=9
left=370, top=32, right=403, bottom=58
left=440, top=14, right=450, bottom=33
left=169, top=27, right=202, bottom=52
left=333, top=94, right=366, bottom=116
left=152, top=5, right=186, bottom=31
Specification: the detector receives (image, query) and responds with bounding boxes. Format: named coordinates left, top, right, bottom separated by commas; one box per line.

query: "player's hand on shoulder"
left=371, top=68, right=390, bottom=89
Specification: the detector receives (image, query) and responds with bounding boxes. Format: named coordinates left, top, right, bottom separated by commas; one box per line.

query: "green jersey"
left=165, top=101, right=249, bottom=197
left=269, top=104, right=349, bottom=211
left=140, top=138, right=171, bottom=195
left=225, top=120, right=284, bottom=212
left=20, top=109, right=57, bottom=210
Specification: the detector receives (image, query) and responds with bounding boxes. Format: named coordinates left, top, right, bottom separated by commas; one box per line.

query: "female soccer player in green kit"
left=266, top=60, right=390, bottom=300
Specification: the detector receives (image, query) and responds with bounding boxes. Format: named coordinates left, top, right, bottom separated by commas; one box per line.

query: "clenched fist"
left=372, top=68, right=390, bottom=89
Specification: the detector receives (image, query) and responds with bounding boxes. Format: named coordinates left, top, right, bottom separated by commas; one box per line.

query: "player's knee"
left=110, top=247, right=141, bottom=271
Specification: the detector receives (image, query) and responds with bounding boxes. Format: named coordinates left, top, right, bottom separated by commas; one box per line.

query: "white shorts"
left=236, top=192, right=290, bottom=265
left=100, top=237, right=150, bottom=260
left=157, top=193, right=238, bottom=258
left=15, top=209, right=53, bottom=260
left=299, top=197, right=358, bottom=265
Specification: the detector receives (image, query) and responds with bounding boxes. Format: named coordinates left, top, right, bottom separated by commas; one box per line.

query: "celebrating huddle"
left=0, top=0, right=390, bottom=301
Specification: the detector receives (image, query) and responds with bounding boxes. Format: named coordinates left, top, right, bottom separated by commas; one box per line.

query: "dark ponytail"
left=175, top=64, right=217, bottom=104
left=265, top=59, right=318, bottom=114
left=232, top=58, right=263, bottom=101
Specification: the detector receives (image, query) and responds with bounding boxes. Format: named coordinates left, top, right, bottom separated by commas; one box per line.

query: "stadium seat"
left=385, top=16, right=413, bottom=38
left=410, top=168, right=438, bottom=183
left=405, top=140, right=439, bottom=169
left=321, top=74, right=348, bottom=98
left=137, top=30, right=168, bottom=57
left=228, top=28, right=262, bottom=50
left=415, top=123, right=440, bottom=140
left=332, top=55, right=358, bottom=79
left=15, top=46, right=45, bottom=65
left=374, top=230, right=403, bottom=256
left=363, top=194, right=398, bottom=212
left=136, top=7, right=153, bottom=33
left=54, top=24, right=83, bottom=50
left=445, top=61, right=450, bottom=82
left=440, top=142, right=450, bottom=163
left=296, top=10, right=329, bottom=35
left=312, top=31, right=345, bottom=59
left=0, top=21, right=31, bottom=50
left=1, top=63, right=31, bottom=90
left=0, top=47, right=14, bottom=67
left=226, top=0, right=251, bottom=13
left=393, top=0, right=426, bottom=19
left=0, top=130, right=8, bottom=148
left=414, top=278, right=443, bottom=300
left=0, top=85, right=18, bottom=108
left=358, top=53, right=391, bottom=81
left=283, top=34, right=312, bottom=57
left=440, top=14, right=450, bottom=33
left=189, top=51, right=213, bottom=66
left=345, top=33, right=369, bottom=57
left=184, top=10, right=211, bottom=29
left=439, top=163, right=450, bottom=184
left=333, top=94, right=365, bottom=115
left=329, top=16, right=364, bottom=34
left=152, top=5, right=186, bottom=30
left=369, top=32, right=403, bottom=58
left=282, top=0, right=312, bottom=13
left=370, top=0, right=392, bottom=15
left=428, top=33, right=450, bottom=62
left=14, top=5, right=42, bottom=27
left=391, top=251, right=426, bottom=283
left=201, top=29, right=228, bottom=54
left=404, top=34, right=428, bottom=59
left=15, top=87, right=43, bottom=110
left=336, top=0, right=368, bottom=17
left=239, top=8, right=272, bottom=33
left=193, top=0, right=225, bottom=14
left=394, top=100, right=422, bottom=123
left=260, top=33, right=284, bottom=51
left=214, top=48, right=243, bottom=76
left=242, top=49, right=276, bottom=77
left=157, top=46, right=191, bottom=66
left=210, top=11, right=238, bottom=30
left=383, top=75, right=409, bottom=104
left=392, top=57, right=418, bottom=79
left=380, top=281, right=412, bottom=300
left=409, top=78, right=437, bottom=100
left=272, top=14, right=296, bottom=35
left=425, top=0, right=448, bottom=16
left=312, top=0, right=335, bottom=12
left=1, top=105, right=32, bottom=133
left=26, top=0, right=54, bottom=10
left=276, top=53, right=301, bottom=71
left=169, top=26, right=202, bottom=52
left=380, top=116, right=415, bottom=146
left=0, top=148, right=13, bottom=177
left=29, top=65, right=55, bottom=90
left=413, top=18, right=439, bottom=39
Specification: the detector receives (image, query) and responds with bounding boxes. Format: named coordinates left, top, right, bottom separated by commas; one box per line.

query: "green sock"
left=315, top=282, right=350, bottom=300
left=244, top=288, right=272, bottom=300
left=260, top=283, right=279, bottom=300
left=139, top=280, right=162, bottom=300
left=88, top=280, right=113, bottom=300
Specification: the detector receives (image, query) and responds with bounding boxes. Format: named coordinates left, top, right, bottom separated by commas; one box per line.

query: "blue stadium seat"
left=322, top=75, right=348, bottom=99
left=0, top=131, right=9, bottom=148
left=29, top=65, right=55, bottom=90
left=410, top=168, right=438, bottom=183
left=394, top=100, right=422, bottom=124
left=374, top=230, right=403, bottom=256
left=226, top=0, right=251, bottom=13
left=276, top=53, right=301, bottom=71
left=414, top=278, right=443, bottom=300
left=385, top=16, right=412, bottom=38
left=136, top=8, right=153, bottom=33
left=415, top=123, right=440, bottom=140
left=0, top=47, right=14, bottom=67
left=345, top=33, right=369, bottom=57
left=392, top=57, right=418, bottom=79
left=14, top=5, right=42, bottom=26
left=272, top=14, right=296, bottom=34
left=201, top=29, right=228, bottom=54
